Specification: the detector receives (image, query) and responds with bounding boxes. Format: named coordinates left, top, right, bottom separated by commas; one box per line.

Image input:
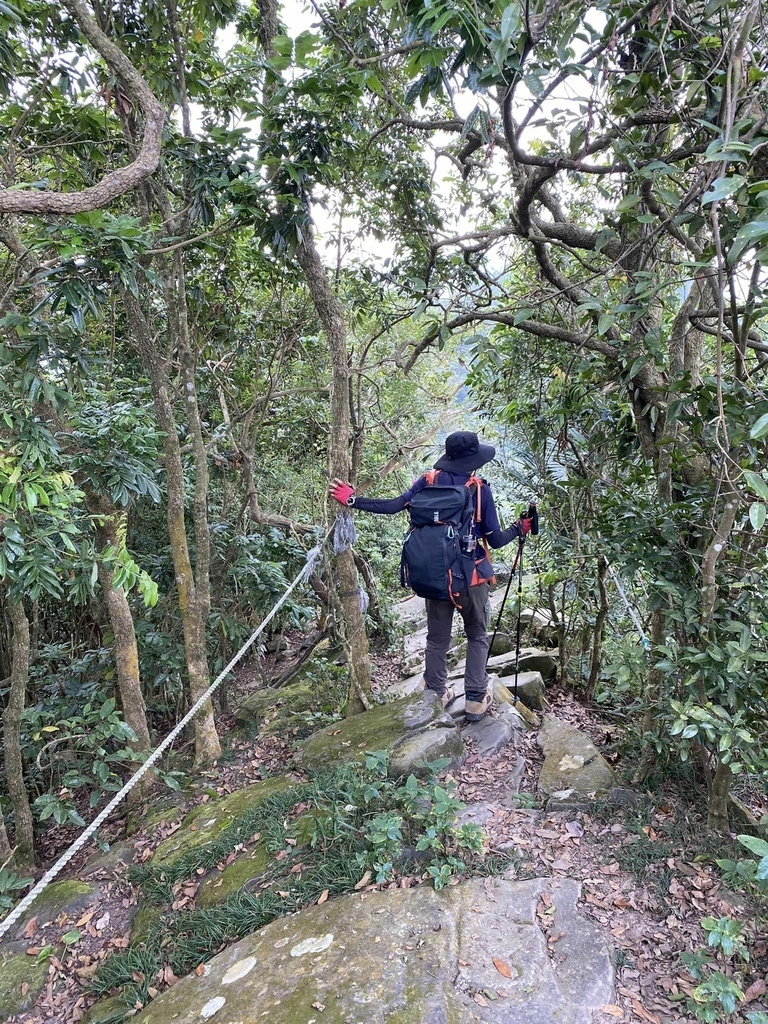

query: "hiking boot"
left=464, top=691, right=493, bottom=722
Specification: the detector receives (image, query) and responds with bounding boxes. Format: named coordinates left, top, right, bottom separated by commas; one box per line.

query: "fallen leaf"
left=631, top=998, right=661, bottom=1024
left=473, top=993, right=489, bottom=1007
left=194, top=965, right=205, bottom=977
left=317, top=890, right=329, bottom=905
left=744, top=978, right=766, bottom=1003
left=492, top=958, right=512, bottom=978
left=312, top=1002, right=325, bottom=1011
left=22, top=916, right=38, bottom=938
left=95, top=912, right=110, bottom=931
left=354, top=871, right=372, bottom=891
left=600, top=1006, right=624, bottom=1018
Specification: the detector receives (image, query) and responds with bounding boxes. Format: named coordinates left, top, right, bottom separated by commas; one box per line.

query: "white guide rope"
left=605, top=559, right=650, bottom=649
left=0, top=537, right=328, bottom=942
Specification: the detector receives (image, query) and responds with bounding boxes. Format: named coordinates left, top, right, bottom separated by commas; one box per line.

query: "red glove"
left=518, top=516, right=533, bottom=536
left=330, top=478, right=356, bottom=506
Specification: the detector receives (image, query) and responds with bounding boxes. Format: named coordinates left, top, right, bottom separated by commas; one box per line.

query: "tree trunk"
left=708, top=755, right=732, bottom=831
left=126, top=292, right=221, bottom=764
left=0, top=815, right=11, bottom=863
left=4, top=599, right=35, bottom=868
left=585, top=555, right=608, bottom=703
left=87, top=498, right=154, bottom=797
left=296, top=234, right=372, bottom=715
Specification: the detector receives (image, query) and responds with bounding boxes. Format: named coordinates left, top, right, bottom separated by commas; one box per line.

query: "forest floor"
left=6, top=643, right=768, bottom=1024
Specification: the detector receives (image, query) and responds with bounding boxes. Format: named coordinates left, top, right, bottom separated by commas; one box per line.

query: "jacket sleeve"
left=480, top=485, right=523, bottom=548
left=353, top=476, right=425, bottom=515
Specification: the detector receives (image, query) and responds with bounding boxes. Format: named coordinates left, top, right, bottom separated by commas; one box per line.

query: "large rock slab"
left=538, top=716, right=615, bottom=804
left=132, top=875, right=612, bottom=1024
left=297, top=691, right=464, bottom=777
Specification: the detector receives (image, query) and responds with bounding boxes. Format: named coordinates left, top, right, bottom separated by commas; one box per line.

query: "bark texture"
left=4, top=600, right=35, bottom=867
left=86, top=495, right=153, bottom=763
left=126, top=291, right=221, bottom=763
left=296, top=236, right=372, bottom=714
left=0, top=0, right=164, bottom=214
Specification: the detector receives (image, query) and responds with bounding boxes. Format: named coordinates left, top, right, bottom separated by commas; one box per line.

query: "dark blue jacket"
left=354, top=470, right=522, bottom=548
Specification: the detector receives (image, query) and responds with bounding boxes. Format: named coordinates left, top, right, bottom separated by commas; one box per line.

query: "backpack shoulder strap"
left=465, top=475, right=482, bottom=523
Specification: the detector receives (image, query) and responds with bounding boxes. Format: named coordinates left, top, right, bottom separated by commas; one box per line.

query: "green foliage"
left=0, top=867, right=32, bottom=916
left=717, top=834, right=768, bottom=897
left=681, top=914, right=763, bottom=1022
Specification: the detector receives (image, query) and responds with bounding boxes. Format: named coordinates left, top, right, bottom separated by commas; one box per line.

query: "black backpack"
left=400, top=471, right=487, bottom=606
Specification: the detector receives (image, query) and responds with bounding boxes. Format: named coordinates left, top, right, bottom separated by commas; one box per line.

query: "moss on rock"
left=80, top=993, right=129, bottom=1024
left=296, top=692, right=463, bottom=777
left=152, top=777, right=294, bottom=868
left=0, top=950, right=48, bottom=1017
left=197, top=844, right=273, bottom=908
left=13, top=879, right=97, bottom=940
left=131, top=902, right=164, bottom=945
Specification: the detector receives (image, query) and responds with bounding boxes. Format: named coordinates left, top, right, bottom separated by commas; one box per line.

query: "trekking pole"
left=512, top=537, right=525, bottom=704
left=486, top=501, right=538, bottom=693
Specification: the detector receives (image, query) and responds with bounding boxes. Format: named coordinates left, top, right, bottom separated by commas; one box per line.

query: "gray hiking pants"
left=424, top=583, right=490, bottom=701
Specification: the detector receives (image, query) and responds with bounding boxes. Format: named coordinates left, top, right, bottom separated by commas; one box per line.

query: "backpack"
left=400, top=471, right=494, bottom=607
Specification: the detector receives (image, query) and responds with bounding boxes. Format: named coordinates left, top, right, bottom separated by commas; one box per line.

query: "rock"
left=389, top=671, right=424, bottom=698
left=520, top=608, right=561, bottom=644
left=152, top=777, right=295, bottom=869
left=82, top=840, right=136, bottom=878
left=0, top=950, right=48, bottom=1017
left=131, top=902, right=164, bottom=945
left=80, top=994, right=130, bottom=1024
left=491, top=679, right=540, bottom=728
left=234, top=677, right=338, bottom=735
left=12, top=879, right=98, bottom=941
left=486, top=646, right=559, bottom=683
left=538, top=717, right=615, bottom=804
left=463, top=711, right=520, bottom=757
left=399, top=651, right=422, bottom=677
left=132, top=876, right=613, bottom=1024
left=197, top=844, right=272, bottom=908
left=393, top=593, right=428, bottom=630
left=297, top=692, right=464, bottom=778
left=494, top=671, right=547, bottom=710
left=488, top=631, right=514, bottom=656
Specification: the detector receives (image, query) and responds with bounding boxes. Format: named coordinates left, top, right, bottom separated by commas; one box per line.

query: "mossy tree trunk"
left=86, top=494, right=154, bottom=798
left=4, top=598, right=35, bottom=867
left=125, top=290, right=221, bottom=765
left=296, top=236, right=372, bottom=715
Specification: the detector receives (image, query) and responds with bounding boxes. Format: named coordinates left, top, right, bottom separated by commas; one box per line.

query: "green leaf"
left=743, top=470, right=768, bottom=500
left=749, top=503, right=766, bottom=531
left=737, top=834, right=768, bottom=858
left=749, top=412, right=768, bottom=438
left=701, top=175, right=747, bottom=205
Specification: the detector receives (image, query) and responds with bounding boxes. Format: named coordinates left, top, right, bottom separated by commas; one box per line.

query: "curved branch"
left=0, top=0, right=165, bottom=215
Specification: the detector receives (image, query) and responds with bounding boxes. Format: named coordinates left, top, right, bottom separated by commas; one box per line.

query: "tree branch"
left=0, top=0, right=165, bottom=214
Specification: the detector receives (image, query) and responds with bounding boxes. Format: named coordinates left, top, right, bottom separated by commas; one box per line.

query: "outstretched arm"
left=330, top=476, right=425, bottom=514
left=481, top=487, right=532, bottom=548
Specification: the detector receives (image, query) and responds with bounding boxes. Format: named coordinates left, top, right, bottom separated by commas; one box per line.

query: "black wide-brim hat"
left=434, top=430, right=496, bottom=474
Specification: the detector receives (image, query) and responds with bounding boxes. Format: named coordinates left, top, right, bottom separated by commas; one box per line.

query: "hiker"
left=330, top=430, right=533, bottom=722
